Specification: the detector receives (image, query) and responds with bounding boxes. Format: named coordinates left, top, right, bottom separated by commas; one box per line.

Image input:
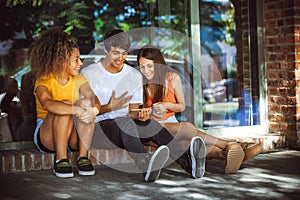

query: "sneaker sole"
left=190, top=137, right=206, bottom=178
left=144, top=145, right=170, bottom=182
left=53, top=170, right=74, bottom=178
left=78, top=170, right=96, bottom=176
left=225, top=144, right=245, bottom=174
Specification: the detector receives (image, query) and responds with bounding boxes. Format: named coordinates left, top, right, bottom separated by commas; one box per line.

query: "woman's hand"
left=152, top=102, right=167, bottom=118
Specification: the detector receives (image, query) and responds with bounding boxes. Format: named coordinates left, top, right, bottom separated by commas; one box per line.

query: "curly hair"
left=29, top=28, right=78, bottom=80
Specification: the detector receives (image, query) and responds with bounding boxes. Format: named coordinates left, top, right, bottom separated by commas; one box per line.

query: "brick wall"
left=234, top=0, right=300, bottom=148
left=264, top=0, right=299, bottom=147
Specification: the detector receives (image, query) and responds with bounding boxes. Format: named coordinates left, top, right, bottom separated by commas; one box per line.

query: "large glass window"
left=199, top=0, right=240, bottom=128
left=0, top=0, right=261, bottom=149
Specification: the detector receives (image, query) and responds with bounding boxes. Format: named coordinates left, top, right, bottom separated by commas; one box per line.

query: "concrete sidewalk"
left=0, top=149, right=299, bottom=200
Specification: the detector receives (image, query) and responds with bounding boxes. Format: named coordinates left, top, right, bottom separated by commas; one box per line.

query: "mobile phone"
left=130, top=109, right=142, bottom=112
left=129, top=108, right=142, bottom=118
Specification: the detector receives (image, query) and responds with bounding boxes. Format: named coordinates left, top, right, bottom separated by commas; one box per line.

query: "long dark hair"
left=137, top=45, right=170, bottom=105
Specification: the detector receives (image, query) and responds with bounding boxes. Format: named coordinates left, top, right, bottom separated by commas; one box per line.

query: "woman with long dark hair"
left=137, top=45, right=262, bottom=174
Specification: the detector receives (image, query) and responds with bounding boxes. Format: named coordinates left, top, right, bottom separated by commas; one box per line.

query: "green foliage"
left=5, top=0, right=41, bottom=7
left=118, top=23, right=131, bottom=32
left=2, top=0, right=236, bottom=60
left=58, top=3, right=92, bottom=34
left=199, top=1, right=235, bottom=46
left=92, top=0, right=147, bottom=41
left=3, top=0, right=94, bottom=41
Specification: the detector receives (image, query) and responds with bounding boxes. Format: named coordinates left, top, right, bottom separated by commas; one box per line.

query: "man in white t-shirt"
left=81, top=29, right=205, bottom=182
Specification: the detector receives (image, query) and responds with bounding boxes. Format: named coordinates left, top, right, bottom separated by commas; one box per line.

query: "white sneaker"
left=144, top=145, right=170, bottom=182
left=190, top=136, right=206, bottom=178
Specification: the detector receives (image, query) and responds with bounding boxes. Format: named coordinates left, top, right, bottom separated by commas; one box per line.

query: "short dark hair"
left=103, top=29, right=130, bottom=51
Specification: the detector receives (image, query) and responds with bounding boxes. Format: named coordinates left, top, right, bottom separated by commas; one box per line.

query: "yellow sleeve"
left=76, top=74, right=88, bottom=86
left=34, top=76, right=50, bottom=94
left=74, top=74, right=88, bottom=92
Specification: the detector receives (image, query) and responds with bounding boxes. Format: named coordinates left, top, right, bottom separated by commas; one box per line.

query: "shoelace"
left=57, top=161, right=71, bottom=168
left=78, top=159, right=91, bottom=166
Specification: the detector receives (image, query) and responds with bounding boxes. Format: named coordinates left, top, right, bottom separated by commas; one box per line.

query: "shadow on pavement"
left=0, top=150, right=299, bottom=200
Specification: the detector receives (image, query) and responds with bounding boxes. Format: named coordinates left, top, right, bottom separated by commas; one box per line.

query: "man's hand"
left=76, top=106, right=98, bottom=125
left=108, top=90, right=132, bottom=111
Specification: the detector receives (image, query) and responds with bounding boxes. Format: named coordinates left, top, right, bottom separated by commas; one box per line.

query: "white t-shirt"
left=81, top=61, right=143, bottom=122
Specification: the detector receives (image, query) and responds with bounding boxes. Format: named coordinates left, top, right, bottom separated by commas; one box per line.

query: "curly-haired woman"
left=30, top=28, right=100, bottom=178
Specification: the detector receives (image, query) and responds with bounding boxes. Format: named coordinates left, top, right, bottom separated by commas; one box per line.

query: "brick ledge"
left=0, top=148, right=137, bottom=173
left=0, top=134, right=284, bottom=174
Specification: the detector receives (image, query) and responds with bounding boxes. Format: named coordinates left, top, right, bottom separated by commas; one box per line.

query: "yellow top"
left=34, top=73, right=87, bottom=119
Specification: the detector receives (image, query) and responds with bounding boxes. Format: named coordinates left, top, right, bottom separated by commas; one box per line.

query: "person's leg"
left=103, top=117, right=169, bottom=182
left=71, top=120, right=95, bottom=176
left=99, top=117, right=148, bottom=155
left=33, top=118, right=55, bottom=153
left=135, top=119, right=185, bottom=158
left=39, top=113, right=75, bottom=178
left=98, top=117, right=151, bottom=171
left=135, top=119, right=206, bottom=178
left=205, top=145, right=225, bottom=160
left=162, top=122, right=229, bottom=150
left=71, top=98, right=95, bottom=158
left=39, top=113, right=74, bottom=161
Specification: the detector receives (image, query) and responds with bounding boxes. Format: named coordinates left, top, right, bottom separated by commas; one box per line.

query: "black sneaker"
left=77, top=157, right=95, bottom=176
left=53, top=159, right=74, bottom=178
left=190, top=136, right=206, bottom=178
left=144, top=145, right=170, bottom=182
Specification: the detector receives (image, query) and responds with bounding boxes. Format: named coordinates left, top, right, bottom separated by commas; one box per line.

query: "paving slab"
left=0, top=150, right=299, bottom=200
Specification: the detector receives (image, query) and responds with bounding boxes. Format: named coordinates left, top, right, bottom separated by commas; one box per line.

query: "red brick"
left=88, top=149, right=98, bottom=165
left=0, top=152, right=13, bottom=173
left=268, top=122, right=281, bottom=132
left=113, top=149, right=121, bottom=163
left=33, top=153, right=42, bottom=170
left=42, top=153, right=55, bottom=170
left=99, top=149, right=108, bottom=165
left=21, top=150, right=34, bottom=172
left=10, top=151, right=23, bottom=172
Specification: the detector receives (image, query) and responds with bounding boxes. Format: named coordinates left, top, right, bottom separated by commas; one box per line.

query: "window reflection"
left=0, top=0, right=259, bottom=147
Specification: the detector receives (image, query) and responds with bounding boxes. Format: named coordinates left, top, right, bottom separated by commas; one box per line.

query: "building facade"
left=233, top=0, right=300, bottom=148
left=0, top=0, right=299, bottom=149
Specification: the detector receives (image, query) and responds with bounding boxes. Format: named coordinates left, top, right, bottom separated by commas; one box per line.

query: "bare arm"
left=35, top=85, right=83, bottom=115
left=166, top=72, right=186, bottom=112
left=98, top=90, right=132, bottom=115
left=154, top=72, right=186, bottom=113
left=79, top=82, right=101, bottom=114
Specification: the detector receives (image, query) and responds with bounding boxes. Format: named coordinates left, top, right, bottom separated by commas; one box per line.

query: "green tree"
left=2, top=0, right=94, bottom=42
